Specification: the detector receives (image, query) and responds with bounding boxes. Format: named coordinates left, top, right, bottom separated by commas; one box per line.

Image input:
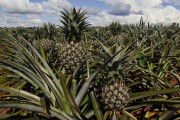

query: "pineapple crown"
left=60, top=7, right=90, bottom=43
left=95, top=41, right=138, bottom=82
left=42, top=22, right=57, bottom=40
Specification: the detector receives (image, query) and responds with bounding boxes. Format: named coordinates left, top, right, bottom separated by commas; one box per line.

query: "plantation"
left=0, top=7, right=180, bottom=120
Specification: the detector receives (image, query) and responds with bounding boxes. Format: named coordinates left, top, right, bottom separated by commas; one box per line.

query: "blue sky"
left=0, top=0, right=180, bottom=27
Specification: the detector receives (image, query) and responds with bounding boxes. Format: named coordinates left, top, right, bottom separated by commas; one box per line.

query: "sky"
left=0, top=0, right=180, bottom=27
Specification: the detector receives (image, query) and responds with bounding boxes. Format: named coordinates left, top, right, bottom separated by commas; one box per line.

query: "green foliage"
left=0, top=33, right=112, bottom=119
left=60, top=7, right=90, bottom=42
left=42, top=22, right=58, bottom=40
left=0, top=16, right=180, bottom=120
left=108, top=21, right=122, bottom=36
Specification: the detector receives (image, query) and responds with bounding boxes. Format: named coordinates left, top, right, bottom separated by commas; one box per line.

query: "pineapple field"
left=0, top=7, right=180, bottom=120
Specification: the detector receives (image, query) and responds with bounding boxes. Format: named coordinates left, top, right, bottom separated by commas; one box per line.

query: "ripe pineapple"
left=58, top=7, right=90, bottom=74
left=95, top=41, right=136, bottom=111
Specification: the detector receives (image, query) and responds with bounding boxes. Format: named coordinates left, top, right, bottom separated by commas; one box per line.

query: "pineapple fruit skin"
left=58, top=41, right=87, bottom=74
left=101, top=82, right=129, bottom=110
left=32, top=39, right=55, bottom=52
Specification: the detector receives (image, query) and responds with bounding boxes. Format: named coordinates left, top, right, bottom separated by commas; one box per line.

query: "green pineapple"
left=58, top=7, right=90, bottom=74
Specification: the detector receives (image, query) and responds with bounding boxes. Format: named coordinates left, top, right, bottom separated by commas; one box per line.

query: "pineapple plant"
left=108, top=21, right=122, bottom=36
left=32, top=23, right=57, bottom=52
left=58, top=7, right=90, bottom=74
left=93, top=41, right=138, bottom=118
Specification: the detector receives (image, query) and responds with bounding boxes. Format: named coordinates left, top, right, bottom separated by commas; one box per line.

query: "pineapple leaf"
left=90, top=91, right=103, bottom=120
left=0, top=102, right=73, bottom=120
left=130, top=88, right=180, bottom=102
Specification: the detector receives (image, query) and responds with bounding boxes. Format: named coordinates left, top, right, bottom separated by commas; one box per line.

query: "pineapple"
left=101, top=82, right=129, bottom=110
left=95, top=41, right=136, bottom=111
left=32, top=23, right=57, bottom=52
left=58, top=7, right=90, bottom=74
left=32, top=39, right=55, bottom=52
left=58, top=41, right=86, bottom=73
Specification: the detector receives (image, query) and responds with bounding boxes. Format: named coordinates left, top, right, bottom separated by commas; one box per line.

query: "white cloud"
left=88, top=11, right=143, bottom=26
left=146, top=6, right=180, bottom=24
left=92, top=0, right=180, bottom=25
left=0, top=0, right=44, bottom=14
left=0, top=14, right=19, bottom=27
left=0, top=13, right=44, bottom=27
left=42, top=0, right=72, bottom=13
left=0, top=0, right=180, bottom=27
left=27, top=15, right=43, bottom=25
left=82, top=7, right=101, bottom=15
left=88, top=11, right=113, bottom=26
left=31, top=18, right=43, bottom=25
left=0, top=0, right=72, bottom=27
left=99, top=0, right=163, bottom=10
left=0, top=0, right=72, bottom=14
